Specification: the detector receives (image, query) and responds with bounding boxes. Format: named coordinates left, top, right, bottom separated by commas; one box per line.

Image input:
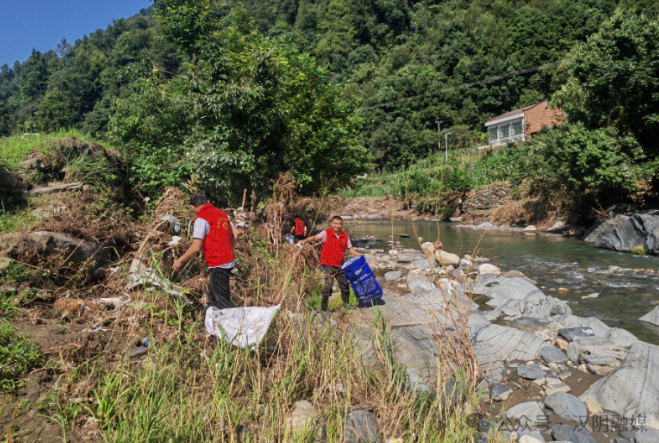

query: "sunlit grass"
left=0, top=128, right=103, bottom=169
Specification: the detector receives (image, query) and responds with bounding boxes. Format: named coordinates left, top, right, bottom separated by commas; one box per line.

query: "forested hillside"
left=2, top=0, right=659, bottom=204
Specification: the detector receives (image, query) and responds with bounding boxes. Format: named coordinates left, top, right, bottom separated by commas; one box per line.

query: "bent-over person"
left=173, top=192, right=241, bottom=310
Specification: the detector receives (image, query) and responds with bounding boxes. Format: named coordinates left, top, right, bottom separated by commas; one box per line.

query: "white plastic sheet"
left=205, top=305, right=280, bottom=349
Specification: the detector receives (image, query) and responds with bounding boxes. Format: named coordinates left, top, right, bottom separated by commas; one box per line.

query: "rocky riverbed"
left=349, top=240, right=659, bottom=443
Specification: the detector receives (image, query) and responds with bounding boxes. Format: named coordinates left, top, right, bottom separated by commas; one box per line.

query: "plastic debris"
left=167, top=236, right=182, bottom=247
left=127, top=259, right=192, bottom=305
left=205, top=305, right=280, bottom=349
left=160, top=215, right=181, bottom=235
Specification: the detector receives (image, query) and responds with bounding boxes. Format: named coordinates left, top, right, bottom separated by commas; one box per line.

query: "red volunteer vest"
left=294, top=218, right=305, bottom=236
left=320, top=229, right=349, bottom=267
left=195, top=204, right=235, bottom=267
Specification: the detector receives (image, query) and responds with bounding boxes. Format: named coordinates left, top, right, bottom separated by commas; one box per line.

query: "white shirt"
left=193, top=217, right=236, bottom=269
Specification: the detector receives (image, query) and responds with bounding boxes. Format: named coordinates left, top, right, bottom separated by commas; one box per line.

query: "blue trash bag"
left=341, top=256, right=383, bottom=307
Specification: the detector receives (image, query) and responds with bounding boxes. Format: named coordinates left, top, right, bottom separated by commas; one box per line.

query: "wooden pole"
left=241, top=189, right=247, bottom=209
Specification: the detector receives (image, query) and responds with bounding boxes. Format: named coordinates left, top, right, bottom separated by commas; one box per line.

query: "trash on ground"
left=127, top=259, right=192, bottom=304
left=205, top=305, right=280, bottom=349
left=167, top=236, right=182, bottom=246
left=129, top=346, right=149, bottom=358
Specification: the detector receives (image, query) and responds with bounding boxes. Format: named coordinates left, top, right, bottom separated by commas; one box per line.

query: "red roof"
left=486, top=100, right=548, bottom=123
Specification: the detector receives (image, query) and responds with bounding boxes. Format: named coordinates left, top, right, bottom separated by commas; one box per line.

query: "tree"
left=110, top=7, right=369, bottom=201
left=524, top=123, right=653, bottom=195
left=553, top=10, right=659, bottom=154
left=37, top=89, right=73, bottom=132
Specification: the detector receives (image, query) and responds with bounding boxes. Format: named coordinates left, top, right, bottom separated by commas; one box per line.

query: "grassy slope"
left=1, top=128, right=105, bottom=169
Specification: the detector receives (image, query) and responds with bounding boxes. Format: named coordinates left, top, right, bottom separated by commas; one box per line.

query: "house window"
left=488, top=127, right=497, bottom=143
left=499, top=124, right=510, bottom=139
left=511, top=120, right=523, bottom=137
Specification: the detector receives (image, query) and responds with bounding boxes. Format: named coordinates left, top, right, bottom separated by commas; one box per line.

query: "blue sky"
left=1, top=0, right=153, bottom=67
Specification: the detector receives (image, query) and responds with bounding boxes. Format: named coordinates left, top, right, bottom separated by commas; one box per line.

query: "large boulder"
left=0, top=231, right=112, bottom=267
left=435, top=250, right=460, bottom=267
left=390, top=326, right=439, bottom=392
left=483, top=278, right=572, bottom=320
left=580, top=342, right=659, bottom=423
left=596, top=214, right=659, bottom=254
left=469, top=323, right=547, bottom=364
left=583, top=215, right=628, bottom=243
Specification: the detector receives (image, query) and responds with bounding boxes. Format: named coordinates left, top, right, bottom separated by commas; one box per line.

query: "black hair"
left=332, top=215, right=343, bottom=222
left=294, top=214, right=300, bottom=218
left=189, top=192, right=209, bottom=207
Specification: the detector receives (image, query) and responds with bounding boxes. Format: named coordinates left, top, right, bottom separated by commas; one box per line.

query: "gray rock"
left=552, top=315, right=612, bottom=337
left=470, top=323, right=547, bottom=363
left=0, top=231, right=112, bottom=267
left=640, top=306, right=659, bottom=327
left=396, top=252, right=418, bottom=263
left=407, top=278, right=436, bottom=295
left=411, top=259, right=433, bottom=270
left=552, top=424, right=597, bottom=443
left=28, top=182, right=84, bottom=195
left=596, top=214, right=659, bottom=254
left=541, top=346, right=568, bottom=364
left=583, top=217, right=627, bottom=243
left=286, top=400, right=315, bottom=433
left=635, top=427, right=659, bottom=443
left=384, top=271, right=402, bottom=281
left=580, top=342, right=659, bottom=423
left=544, top=392, right=587, bottom=422
left=490, top=382, right=512, bottom=401
left=129, top=346, right=149, bottom=358
left=504, top=402, right=545, bottom=427
left=517, top=365, right=546, bottom=380
left=513, top=427, right=546, bottom=442
left=390, top=326, right=438, bottom=392
left=558, top=327, right=596, bottom=342
left=344, top=408, right=381, bottom=443
left=596, top=216, right=646, bottom=252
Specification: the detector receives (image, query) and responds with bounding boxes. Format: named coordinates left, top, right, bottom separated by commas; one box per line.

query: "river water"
left=344, top=220, right=659, bottom=345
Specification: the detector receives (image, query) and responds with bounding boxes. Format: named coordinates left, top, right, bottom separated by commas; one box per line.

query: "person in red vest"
left=290, top=215, right=307, bottom=240
left=300, top=216, right=362, bottom=311
left=173, top=192, right=241, bottom=310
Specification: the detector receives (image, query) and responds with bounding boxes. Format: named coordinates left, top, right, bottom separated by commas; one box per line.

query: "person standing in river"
left=299, top=216, right=362, bottom=311
left=173, top=192, right=241, bottom=310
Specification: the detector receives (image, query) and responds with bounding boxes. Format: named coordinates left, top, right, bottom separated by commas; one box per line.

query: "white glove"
left=296, top=243, right=303, bottom=248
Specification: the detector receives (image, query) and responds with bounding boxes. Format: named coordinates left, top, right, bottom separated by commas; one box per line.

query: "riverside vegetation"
left=0, top=135, right=492, bottom=441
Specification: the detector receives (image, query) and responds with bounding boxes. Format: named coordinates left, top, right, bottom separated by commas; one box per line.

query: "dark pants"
left=208, top=267, right=234, bottom=310
left=319, top=264, right=350, bottom=311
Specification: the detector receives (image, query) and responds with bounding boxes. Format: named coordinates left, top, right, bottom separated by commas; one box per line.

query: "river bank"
left=347, top=235, right=659, bottom=442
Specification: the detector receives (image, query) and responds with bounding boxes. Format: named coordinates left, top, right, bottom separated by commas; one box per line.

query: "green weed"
left=0, top=203, right=38, bottom=234
left=0, top=128, right=100, bottom=169
left=0, top=319, right=45, bottom=392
